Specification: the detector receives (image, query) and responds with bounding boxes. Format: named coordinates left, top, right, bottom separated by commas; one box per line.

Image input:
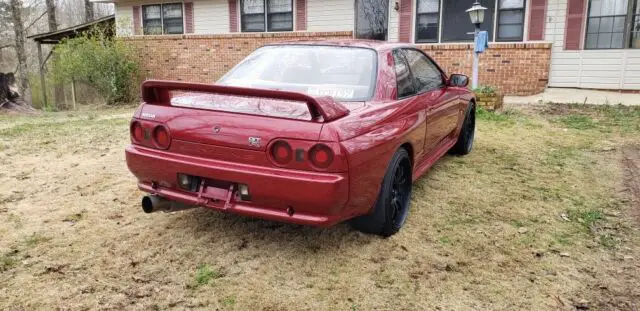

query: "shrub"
left=49, top=27, right=140, bottom=105
left=473, top=85, right=497, bottom=96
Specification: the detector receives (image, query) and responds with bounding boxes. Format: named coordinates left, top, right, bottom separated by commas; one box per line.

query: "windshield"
left=218, top=45, right=377, bottom=101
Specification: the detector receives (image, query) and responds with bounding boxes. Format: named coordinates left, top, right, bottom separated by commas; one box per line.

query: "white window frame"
left=141, top=2, right=185, bottom=35
left=239, top=0, right=295, bottom=32
left=411, top=0, right=532, bottom=44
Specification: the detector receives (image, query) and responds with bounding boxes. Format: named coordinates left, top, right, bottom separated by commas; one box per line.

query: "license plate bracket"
left=196, top=179, right=235, bottom=210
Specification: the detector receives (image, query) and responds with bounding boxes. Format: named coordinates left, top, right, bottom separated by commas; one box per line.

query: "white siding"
left=115, top=4, right=133, bottom=36
left=546, top=0, right=640, bottom=90
left=307, top=0, right=354, bottom=32
left=193, top=0, right=229, bottom=34
left=115, top=0, right=228, bottom=36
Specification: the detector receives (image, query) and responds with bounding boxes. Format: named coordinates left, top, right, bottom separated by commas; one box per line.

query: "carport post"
left=71, top=78, right=77, bottom=110
left=37, top=42, right=47, bottom=107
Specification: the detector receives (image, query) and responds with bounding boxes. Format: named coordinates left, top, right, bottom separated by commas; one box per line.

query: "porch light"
left=466, top=1, right=487, bottom=26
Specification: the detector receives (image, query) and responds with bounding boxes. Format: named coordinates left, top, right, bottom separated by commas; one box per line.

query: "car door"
left=401, top=48, right=459, bottom=155
left=391, top=49, right=427, bottom=162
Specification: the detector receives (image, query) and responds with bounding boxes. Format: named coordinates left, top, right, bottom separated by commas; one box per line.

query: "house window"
left=268, top=0, right=294, bottom=31
left=497, top=0, right=526, bottom=41
left=585, top=0, right=640, bottom=49
left=241, top=0, right=293, bottom=32
left=441, top=0, right=496, bottom=42
left=142, top=3, right=183, bottom=35
left=416, top=0, right=440, bottom=42
left=355, top=0, right=389, bottom=40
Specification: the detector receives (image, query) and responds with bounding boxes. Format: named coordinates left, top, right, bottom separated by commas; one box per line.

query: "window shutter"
left=133, top=5, right=141, bottom=35
left=399, top=0, right=413, bottom=42
left=185, top=2, right=194, bottom=33
left=295, top=0, right=307, bottom=31
left=229, top=0, right=239, bottom=32
left=564, top=0, right=585, bottom=50
left=527, top=0, right=546, bottom=40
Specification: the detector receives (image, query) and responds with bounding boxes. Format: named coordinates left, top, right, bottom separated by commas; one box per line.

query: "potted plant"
left=473, top=85, right=503, bottom=111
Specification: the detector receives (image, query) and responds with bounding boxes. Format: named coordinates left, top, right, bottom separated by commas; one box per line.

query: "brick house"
left=106, top=0, right=640, bottom=95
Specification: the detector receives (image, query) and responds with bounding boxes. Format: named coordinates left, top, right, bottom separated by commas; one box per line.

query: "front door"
left=355, top=0, right=389, bottom=40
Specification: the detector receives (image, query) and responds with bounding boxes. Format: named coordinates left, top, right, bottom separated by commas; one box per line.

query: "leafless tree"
left=45, top=0, right=56, bottom=31
left=9, top=0, right=29, bottom=100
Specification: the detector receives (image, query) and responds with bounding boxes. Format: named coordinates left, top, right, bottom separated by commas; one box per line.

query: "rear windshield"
left=218, top=45, right=377, bottom=101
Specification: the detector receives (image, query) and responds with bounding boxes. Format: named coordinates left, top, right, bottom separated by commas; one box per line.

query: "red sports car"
left=125, top=40, right=475, bottom=236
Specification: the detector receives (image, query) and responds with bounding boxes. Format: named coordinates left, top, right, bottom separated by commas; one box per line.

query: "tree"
left=9, top=0, right=29, bottom=100
left=84, top=0, right=93, bottom=22
left=45, top=0, right=57, bottom=31
left=50, top=29, right=140, bottom=105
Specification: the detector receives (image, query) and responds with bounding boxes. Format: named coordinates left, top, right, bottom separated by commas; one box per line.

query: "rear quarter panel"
left=320, top=49, right=430, bottom=217
left=326, top=98, right=428, bottom=216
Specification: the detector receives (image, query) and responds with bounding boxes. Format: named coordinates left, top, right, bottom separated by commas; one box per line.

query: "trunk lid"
left=139, top=102, right=323, bottom=151
left=136, top=80, right=350, bottom=151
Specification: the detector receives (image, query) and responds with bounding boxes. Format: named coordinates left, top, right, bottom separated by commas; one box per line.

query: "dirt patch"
left=622, top=145, right=640, bottom=223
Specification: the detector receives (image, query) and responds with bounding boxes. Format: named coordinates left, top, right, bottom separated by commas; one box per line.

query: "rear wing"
left=141, top=80, right=350, bottom=122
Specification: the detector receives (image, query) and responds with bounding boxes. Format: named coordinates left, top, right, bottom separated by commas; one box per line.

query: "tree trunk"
left=46, top=0, right=64, bottom=109
left=84, top=0, right=94, bottom=22
left=9, top=0, right=29, bottom=102
left=45, top=0, right=57, bottom=31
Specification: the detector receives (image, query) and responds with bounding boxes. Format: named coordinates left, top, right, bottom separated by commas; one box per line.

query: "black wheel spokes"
left=390, top=164, right=410, bottom=226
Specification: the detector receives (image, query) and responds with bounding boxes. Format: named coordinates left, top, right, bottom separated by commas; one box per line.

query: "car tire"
left=450, top=102, right=475, bottom=156
left=349, top=148, right=413, bottom=237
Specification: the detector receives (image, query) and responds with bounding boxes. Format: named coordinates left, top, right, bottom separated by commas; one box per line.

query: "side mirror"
left=448, top=74, right=469, bottom=87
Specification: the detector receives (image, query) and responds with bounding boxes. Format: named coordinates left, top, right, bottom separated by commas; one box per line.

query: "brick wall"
left=123, top=32, right=551, bottom=96
left=123, top=31, right=353, bottom=84
left=421, top=43, right=552, bottom=96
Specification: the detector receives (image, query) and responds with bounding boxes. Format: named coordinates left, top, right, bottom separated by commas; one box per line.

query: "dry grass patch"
left=0, top=104, right=639, bottom=310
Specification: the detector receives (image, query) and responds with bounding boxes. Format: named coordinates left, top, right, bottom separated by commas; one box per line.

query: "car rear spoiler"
left=141, top=80, right=350, bottom=123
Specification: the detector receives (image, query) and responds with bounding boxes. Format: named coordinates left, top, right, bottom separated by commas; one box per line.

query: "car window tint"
left=403, top=49, right=444, bottom=93
left=393, top=50, right=416, bottom=98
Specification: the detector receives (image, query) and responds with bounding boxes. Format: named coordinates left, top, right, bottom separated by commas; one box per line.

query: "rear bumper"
left=125, top=144, right=350, bottom=227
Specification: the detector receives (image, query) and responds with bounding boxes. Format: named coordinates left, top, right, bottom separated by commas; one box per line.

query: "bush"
left=473, top=85, right=497, bottom=96
left=49, top=27, right=140, bottom=105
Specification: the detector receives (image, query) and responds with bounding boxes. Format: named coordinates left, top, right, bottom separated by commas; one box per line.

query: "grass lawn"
left=0, top=103, right=639, bottom=310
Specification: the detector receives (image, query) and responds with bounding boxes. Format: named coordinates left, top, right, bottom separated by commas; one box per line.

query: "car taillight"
left=130, top=121, right=144, bottom=143
left=271, top=140, right=292, bottom=165
left=309, top=144, right=334, bottom=169
left=153, top=125, right=171, bottom=149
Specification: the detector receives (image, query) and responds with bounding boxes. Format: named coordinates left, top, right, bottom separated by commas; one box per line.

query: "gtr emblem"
left=248, top=137, right=261, bottom=148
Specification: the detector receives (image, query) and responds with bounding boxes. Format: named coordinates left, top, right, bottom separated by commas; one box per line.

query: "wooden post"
left=37, top=42, right=47, bottom=107
left=71, top=78, right=77, bottom=110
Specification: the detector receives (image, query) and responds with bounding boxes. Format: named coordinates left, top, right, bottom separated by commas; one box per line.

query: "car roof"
left=266, top=39, right=413, bottom=51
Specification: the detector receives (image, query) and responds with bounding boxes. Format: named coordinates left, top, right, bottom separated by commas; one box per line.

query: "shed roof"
left=27, top=15, right=115, bottom=44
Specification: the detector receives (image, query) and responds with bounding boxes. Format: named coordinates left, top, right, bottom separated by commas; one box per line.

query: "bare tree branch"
left=25, top=10, right=47, bottom=32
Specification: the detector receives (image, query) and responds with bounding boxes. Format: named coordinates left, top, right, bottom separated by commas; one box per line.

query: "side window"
left=392, top=50, right=416, bottom=98
left=403, top=49, right=444, bottom=93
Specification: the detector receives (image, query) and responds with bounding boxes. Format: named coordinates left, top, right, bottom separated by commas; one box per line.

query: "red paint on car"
left=125, top=40, right=475, bottom=232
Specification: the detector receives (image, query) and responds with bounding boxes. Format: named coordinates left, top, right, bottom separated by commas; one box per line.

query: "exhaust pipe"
left=141, top=195, right=196, bottom=213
